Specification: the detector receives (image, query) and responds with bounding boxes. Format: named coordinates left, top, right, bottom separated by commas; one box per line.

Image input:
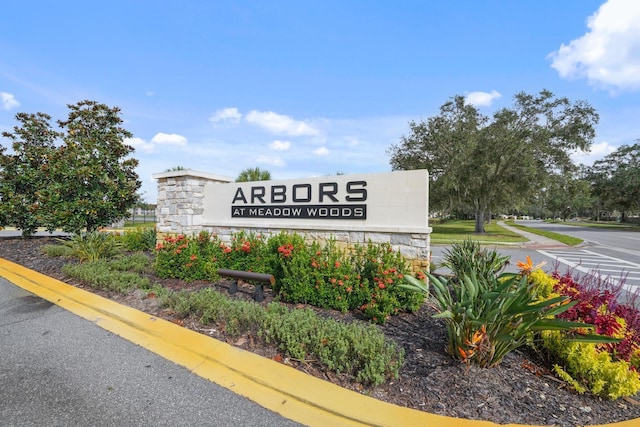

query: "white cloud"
left=145, top=90, right=155, bottom=96
left=151, top=132, right=188, bottom=146
left=269, top=140, right=291, bottom=151
left=125, top=137, right=156, bottom=154
left=245, top=110, right=319, bottom=136
left=343, top=136, right=360, bottom=146
left=210, top=107, right=242, bottom=124
left=571, top=141, right=618, bottom=166
left=313, top=147, right=330, bottom=156
left=1, top=92, right=20, bottom=110
left=465, top=90, right=502, bottom=107
left=256, top=155, right=285, bottom=167
left=549, top=0, right=640, bottom=92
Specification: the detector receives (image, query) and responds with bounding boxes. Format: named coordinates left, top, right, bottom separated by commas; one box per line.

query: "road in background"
left=430, top=220, right=640, bottom=302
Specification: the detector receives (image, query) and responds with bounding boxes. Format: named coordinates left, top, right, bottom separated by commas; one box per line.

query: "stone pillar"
left=152, top=170, right=233, bottom=235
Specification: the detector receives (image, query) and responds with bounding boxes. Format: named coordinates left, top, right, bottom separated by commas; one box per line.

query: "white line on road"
left=538, top=249, right=640, bottom=297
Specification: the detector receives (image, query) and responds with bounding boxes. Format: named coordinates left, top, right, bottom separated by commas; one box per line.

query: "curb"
left=1, top=258, right=638, bottom=427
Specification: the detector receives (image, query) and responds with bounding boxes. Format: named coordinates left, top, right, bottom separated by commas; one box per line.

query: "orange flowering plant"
left=266, top=232, right=422, bottom=322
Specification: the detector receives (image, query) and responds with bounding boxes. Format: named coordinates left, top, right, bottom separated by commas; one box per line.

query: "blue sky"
left=2, top=0, right=639, bottom=203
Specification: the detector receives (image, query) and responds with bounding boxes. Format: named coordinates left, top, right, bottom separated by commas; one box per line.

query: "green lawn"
left=505, top=221, right=583, bottom=246
left=548, top=220, right=640, bottom=231
left=430, top=220, right=527, bottom=244
left=123, top=220, right=156, bottom=229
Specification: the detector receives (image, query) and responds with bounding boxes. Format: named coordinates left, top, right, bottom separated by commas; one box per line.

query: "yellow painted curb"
left=0, top=257, right=638, bottom=427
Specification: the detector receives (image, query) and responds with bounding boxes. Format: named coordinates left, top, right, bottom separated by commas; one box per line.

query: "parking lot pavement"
left=0, top=277, right=302, bottom=427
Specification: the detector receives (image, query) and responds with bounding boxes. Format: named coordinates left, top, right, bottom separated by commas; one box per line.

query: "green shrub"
left=154, top=231, right=422, bottom=323
left=225, top=230, right=270, bottom=273
left=526, top=269, right=640, bottom=399
left=349, top=241, right=424, bottom=323
left=107, top=252, right=151, bottom=273
left=157, top=286, right=404, bottom=386
left=265, top=233, right=422, bottom=322
left=542, top=330, right=640, bottom=399
left=261, top=303, right=404, bottom=385
left=401, top=243, right=613, bottom=368
left=121, top=227, right=157, bottom=252
left=40, top=244, right=75, bottom=258
left=59, top=232, right=122, bottom=262
left=442, top=239, right=509, bottom=279
left=62, top=261, right=150, bottom=293
left=154, top=233, right=214, bottom=282
left=158, top=287, right=267, bottom=338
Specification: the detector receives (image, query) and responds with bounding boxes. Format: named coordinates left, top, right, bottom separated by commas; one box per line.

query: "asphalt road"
left=0, top=276, right=301, bottom=427
left=430, top=220, right=640, bottom=302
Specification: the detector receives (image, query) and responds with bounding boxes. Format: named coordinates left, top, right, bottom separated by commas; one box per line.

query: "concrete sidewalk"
left=497, top=221, right=568, bottom=248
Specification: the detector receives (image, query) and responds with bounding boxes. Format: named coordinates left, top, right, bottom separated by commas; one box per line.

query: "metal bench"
left=217, top=269, right=275, bottom=302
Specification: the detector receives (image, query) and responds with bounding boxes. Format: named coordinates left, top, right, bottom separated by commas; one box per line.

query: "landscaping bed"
left=2, top=235, right=640, bottom=427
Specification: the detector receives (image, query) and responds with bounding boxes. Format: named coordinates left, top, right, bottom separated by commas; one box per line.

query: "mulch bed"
left=2, top=235, right=640, bottom=426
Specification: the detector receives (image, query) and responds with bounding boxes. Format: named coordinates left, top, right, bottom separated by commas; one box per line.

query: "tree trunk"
left=475, top=209, right=486, bottom=233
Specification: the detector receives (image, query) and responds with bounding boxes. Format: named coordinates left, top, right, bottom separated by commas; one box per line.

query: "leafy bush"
left=542, top=331, right=640, bottom=399
left=106, top=252, right=151, bottom=273
left=59, top=232, right=122, bottom=262
left=154, top=231, right=422, bottom=323
left=40, top=244, right=75, bottom=258
left=266, top=233, right=423, bottom=322
left=225, top=230, right=270, bottom=273
left=261, top=303, right=404, bottom=385
left=442, top=239, right=509, bottom=279
left=401, top=243, right=611, bottom=367
left=121, top=227, right=157, bottom=252
left=157, top=286, right=404, bottom=386
left=551, top=271, right=640, bottom=364
left=154, top=233, right=215, bottom=282
left=527, top=269, right=640, bottom=398
left=349, top=241, right=424, bottom=323
left=62, top=260, right=151, bottom=293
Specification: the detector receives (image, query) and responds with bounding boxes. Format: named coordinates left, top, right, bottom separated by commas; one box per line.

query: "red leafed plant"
left=552, top=270, right=640, bottom=365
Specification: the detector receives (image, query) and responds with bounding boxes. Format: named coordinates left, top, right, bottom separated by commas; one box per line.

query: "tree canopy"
left=388, top=90, right=599, bottom=232
left=236, top=167, right=272, bottom=182
left=0, top=113, right=61, bottom=236
left=589, top=142, right=640, bottom=221
left=0, top=100, right=141, bottom=236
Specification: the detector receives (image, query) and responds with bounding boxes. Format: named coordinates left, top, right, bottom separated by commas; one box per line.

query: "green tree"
left=236, top=167, right=271, bottom=182
left=589, top=142, right=640, bottom=221
left=0, top=113, right=62, bottom=237
left=543, top=168, right=593, bottom=220
left=40, top=100, right=141, bottom=233
left=388, top=90, right=598, bottom=233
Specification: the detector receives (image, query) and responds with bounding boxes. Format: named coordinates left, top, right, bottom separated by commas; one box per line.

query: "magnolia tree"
left=0, top=100, right=141, bottom=236
left=0, top=113, right=61, bottom=237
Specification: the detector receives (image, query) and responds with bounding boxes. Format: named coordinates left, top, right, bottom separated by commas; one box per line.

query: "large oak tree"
left=388, top=90, right=599, bottom=233
left=589, top=142, right=640, bottom=221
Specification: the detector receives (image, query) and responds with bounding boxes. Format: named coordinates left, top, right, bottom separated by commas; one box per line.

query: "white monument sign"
left=203, top=170, right=429, bottom=233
